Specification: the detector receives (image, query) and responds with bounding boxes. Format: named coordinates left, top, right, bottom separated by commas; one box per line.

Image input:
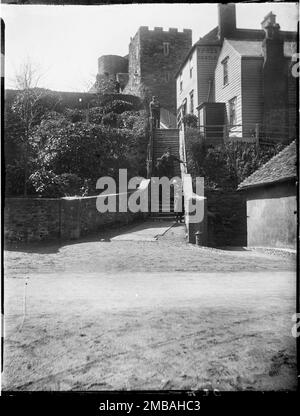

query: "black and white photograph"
left=0, top=0, right=299, bottom=407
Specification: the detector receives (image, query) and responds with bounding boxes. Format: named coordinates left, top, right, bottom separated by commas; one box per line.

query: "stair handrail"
left=179, top=124, right=188, bottom=176
left=147, top=116, right=155, bottom=178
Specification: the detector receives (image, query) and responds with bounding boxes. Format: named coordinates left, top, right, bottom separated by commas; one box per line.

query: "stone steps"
left=151, top=128, right=182, bottom=217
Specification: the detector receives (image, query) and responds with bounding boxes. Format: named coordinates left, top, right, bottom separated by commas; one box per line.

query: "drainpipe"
left=207, top=79, right=213, bottom=102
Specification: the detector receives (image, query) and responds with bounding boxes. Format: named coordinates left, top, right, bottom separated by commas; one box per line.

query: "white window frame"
left=189, top=90, right=194, bottom=114
left=222, top=57, right=229, bottom=86
left=229, top=96, right=237, bottom=126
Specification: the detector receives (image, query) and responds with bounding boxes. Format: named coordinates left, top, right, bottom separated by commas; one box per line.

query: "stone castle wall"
left=124, top=27, right=192, bottom=114
left=98, top=55, right=128, bottom=77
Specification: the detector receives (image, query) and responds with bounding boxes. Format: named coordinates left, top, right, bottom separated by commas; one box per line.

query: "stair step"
left=150, top=214, right=177, bottom=219
left=152, top=213, right=176, bottom=216
left=154, top=129, right=179, bottom=131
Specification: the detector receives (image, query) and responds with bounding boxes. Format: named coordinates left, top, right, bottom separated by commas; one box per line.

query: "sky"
left=1, top=2, right=299, bottom=91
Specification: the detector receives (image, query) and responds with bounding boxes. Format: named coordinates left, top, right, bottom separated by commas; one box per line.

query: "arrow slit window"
left=163, top=42, right=170, bottom=56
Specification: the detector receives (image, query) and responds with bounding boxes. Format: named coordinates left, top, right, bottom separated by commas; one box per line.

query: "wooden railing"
left=195, top=123, right=296, bottom=146
left=146, top=117, right=155, bottom=179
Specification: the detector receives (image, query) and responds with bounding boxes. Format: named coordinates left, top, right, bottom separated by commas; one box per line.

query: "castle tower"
left=95, top=55, right=128, bottom=92
left=124, top=26, right=192, bottom=114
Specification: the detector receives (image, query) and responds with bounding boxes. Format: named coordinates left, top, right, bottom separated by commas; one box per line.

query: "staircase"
left=150, top=128, right=181, bottom=221
left=150, top=190, right=176, bottom=221
left=152, top=128, right=181, bottom=177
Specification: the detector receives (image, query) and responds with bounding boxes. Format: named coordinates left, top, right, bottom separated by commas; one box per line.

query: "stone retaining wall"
left=4, top=193, right=146, bottom=244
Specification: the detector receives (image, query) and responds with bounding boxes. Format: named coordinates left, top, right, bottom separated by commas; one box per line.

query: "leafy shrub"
left=119, top=110, right=144, bottom=129
left=29, top=170, right=83, bottom=197
left=102, top=112, right=118, bottom=128
left=188, top=139, right=285, bottom=190
left=104, top=100, right=134, bottom=115
left=64, top=108, right=85, bottom=123
left=182, top=113, right=198, bottom=128
left=33, top=120, right=143, bottom=183
left=88, top=107, right=104, bottom=125
left=5, top=96, right=149, bottom=196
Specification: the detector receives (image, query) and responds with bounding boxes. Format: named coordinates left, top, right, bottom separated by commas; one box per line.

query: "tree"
left=10, top=60, right=61, bottom=195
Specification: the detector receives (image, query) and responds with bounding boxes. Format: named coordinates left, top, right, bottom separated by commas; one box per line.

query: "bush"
left=88, top=107, right=104, bottom=125
left=188, top=139, right=285, bottom=190
left=5, top=102, right=149, bottom=196
left=102, top=111, right=118, bottom=128
left=104, top=100, right=134, bottom=115
left=64, top=108, right=85, bottom=123
left=183, top=113, right=198, bottom=128
left=119, top=110, right=144, bottom=129
left=33, top=120, right=144, bottom=183
left=29, top=170, right=83, bottom=197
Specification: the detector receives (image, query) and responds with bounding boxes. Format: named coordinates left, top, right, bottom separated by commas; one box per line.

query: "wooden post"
left=255, top=123, right=260, bottom=149
left=223, top=125, right=227, bottom=143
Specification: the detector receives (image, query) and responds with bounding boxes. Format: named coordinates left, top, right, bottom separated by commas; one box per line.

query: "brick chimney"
left=218, top=3, right=236, bottom=41
left=261, top=12, right=288, bottom=142
left=261, top=12, right=284, bottom=63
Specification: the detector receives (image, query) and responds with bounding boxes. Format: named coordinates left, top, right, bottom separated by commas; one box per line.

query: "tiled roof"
left=238, top=141, right=297, bottom=190
left=175, top=26, right=220, bottom=77
left=175, top=24, right=296, bottom=78
left=198, top=26, right=220, bottom=43
left=227, top=39, right=297, bottom=58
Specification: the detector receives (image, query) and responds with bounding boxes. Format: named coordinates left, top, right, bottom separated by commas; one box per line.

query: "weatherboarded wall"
left=215, top=39, right=242, bottom=136
left=244, top=181, right=296, bottom=249
left=4, top=195, right=146, bottom=244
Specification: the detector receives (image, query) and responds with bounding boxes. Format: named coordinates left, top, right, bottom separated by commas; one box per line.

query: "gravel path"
left=4, top=223, right=296, bottom=277
left=3, top=222, right=297, bottom=391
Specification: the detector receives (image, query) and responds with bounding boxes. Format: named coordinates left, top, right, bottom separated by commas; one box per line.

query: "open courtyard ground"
left=3, top=222, right=297, bottom=391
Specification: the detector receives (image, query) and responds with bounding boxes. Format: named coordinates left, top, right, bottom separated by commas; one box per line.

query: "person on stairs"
left=149, top=96, right=161, bottom=128
left=156, top=147, right=185, bottom=178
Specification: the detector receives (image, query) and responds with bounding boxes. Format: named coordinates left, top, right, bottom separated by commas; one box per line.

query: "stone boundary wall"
left=4, top=193, right=146, bottom=244
left=5, top=89, right=143, bottom=111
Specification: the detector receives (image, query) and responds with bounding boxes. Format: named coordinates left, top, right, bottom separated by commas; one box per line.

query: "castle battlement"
left=95, top=23, right=192, bottom=113
left=139, top=26, right=192, bottom=35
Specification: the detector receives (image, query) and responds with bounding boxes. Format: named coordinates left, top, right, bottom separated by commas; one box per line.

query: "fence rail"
left=194, top=123, right=296, bottom=145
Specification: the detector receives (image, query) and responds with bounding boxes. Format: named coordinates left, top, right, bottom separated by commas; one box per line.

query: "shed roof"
left=238, top=141, right=297, bottom=190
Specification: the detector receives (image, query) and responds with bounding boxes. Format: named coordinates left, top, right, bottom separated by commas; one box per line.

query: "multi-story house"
left=215, top=12, right=297, bottom=142
left=176, top=4, right=297, bottom=143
